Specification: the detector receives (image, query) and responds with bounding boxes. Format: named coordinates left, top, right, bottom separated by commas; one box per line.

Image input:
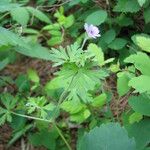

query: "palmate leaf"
left=0, top=93, right=17, bottom=110
left=56, top=63, right=109, bottom=103
left=0, top=93, right=17, bottom=125
left=78, top=123, right=136, bottom=150
left=26, top=97, right=55, bottom=119
left=50, top=43, right=83, bottom=67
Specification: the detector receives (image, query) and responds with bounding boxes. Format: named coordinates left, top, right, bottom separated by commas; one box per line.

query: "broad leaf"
left=132, top=34, right=150, bottom=53
left=87, top=43, right=104, bottom=66
left=27, top=69, right=40, bottom=83
left=0, top=27, right=52, bottom=60
left=10, top=7, right=29, bottom=26
left=78, top=123, right=136, bottom=150
left=113, top=0, right=140, bottom=13
left=0, top=1, right=20, bottom=12
left=144, top=7, right=150, bottom=24
left=126, top=118, right=150, bottom=150
left=129, top=95, right=150, bottom=116
left=103, top=29, right=116, bottom=44
left=117, top=72, right=132, bottom=97
left=129, top=75, right=150, bottom=93
left=85, top=10, right=107, bottom=25
left=124, top=52, right=150, bottom=76
left=27, top=7, right=51, bottom=23
left=129, top=112, right=143, bottom=124
left=29, top=129, right=58, bottom=150
left=108, top=38, right=127, bottom=50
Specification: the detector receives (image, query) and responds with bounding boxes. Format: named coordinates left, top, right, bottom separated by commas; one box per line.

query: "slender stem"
left=81, top=37, right=88, bottom=49
left=53, top=122, right=72, bottom=150
left=11, top=111, right=72, bottom=150
left=11, top=111, right=52, bottom=122
left=0, top=12, right=10, bottom=20
left=51, top=72, right=77, bottom=121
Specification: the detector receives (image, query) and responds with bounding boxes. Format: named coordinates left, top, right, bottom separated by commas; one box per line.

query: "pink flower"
left=84, top=23, right=101, bottom=39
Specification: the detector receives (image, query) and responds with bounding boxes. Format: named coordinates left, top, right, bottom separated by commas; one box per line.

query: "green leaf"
left=113, top=0, right=140, bottom=13
left=47, top=36, right=63, bottom=46
left=61, top=98, right=91, bottom=123
left=117, top=72, right=132, bottom=97
left=0, top=1, right=20, bottom=12
left=0, top=58, right=9, bottom=70
left=0, top=93, right=17, bottom=110
left=7, top=124, right=32, bottom=147
left=85, top=10, right=107, bottom=25
left=49, top=30, right=62, bottom=36
left=129, top=112, right=143, bottom=124
left=132, top=33, right=150, bottom=53
left=10, top=7, right=29, bottom=26
left=61, top=100, right=85, bottom=114
left=27, top=7, right=51, bottom=23
left=15, top=74, right=30, bottom=92
left=78, top=123, right=136, bottom=150
left=26, top=97, right=55, bottom=119
left=137, top=0, right=147, bottom=6
left=0, top=93, right=17, bottom=125
left=57, top=64, right=108, bottom=103
left=124, top=52, right=150, bottom=76
left=91, top=93, right=106, bottom=107
left=43, top=23, right=61, bottom=30
left=27, top=69, right=40, bottom=83
left=116, top=15, right=133, bottom=26
left=129, top=94, right=150, bottom=116
left=29, top=129, right=58, bottom=150
left=144, top=7, right=150, bottom=24
left=64, top=15, right=74, bottom=28
left=108, top=38, right=127, bottom=50
left=0, top=27, right=52, bottom=60
left=70, top=109, right=91, bottom=123
left=102, top=29, right=116, bottom=44
left=129, top=75, right=150, bottom=93
left=49, top=43, right=83, bottom=66
left=87, top=43, right=104, bottom=66
left=126, top=118, right=150, bottom=150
